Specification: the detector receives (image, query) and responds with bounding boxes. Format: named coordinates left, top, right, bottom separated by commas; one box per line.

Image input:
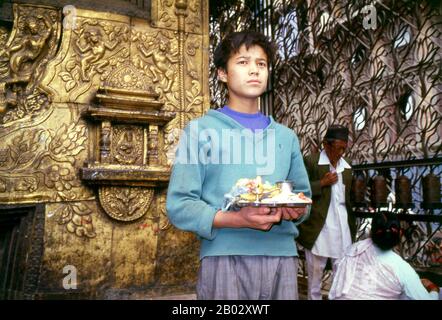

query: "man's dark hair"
left=371, top=212, right=401, bottom=251
left=324, top=124, right=349, bottom=143
left=213, top=31, right=277, bottom=71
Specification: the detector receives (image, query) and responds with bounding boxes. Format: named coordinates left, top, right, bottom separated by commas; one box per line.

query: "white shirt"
left=311, top=150, right=352, bottom=259
left=329, top=238, right=439, bottom=300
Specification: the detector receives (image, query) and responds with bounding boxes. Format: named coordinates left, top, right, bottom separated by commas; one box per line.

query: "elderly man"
left=297, top=125, right=357, bottom=300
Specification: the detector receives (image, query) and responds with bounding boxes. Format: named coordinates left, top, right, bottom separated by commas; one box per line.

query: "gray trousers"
left=197, top=255, right=299, bottom=300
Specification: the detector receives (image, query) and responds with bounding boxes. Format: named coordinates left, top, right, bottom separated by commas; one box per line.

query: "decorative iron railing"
left=351, top=158, right=442, bottom=268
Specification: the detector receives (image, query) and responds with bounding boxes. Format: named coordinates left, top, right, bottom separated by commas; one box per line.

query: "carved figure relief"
left=55, top=18, right=130, bottom=101
left=75, top=28, right=120, bottom=82
left=138, top=37, right=178, bottom=93
left=100, top=121, right=112, bottom=163
left=132, top=31, right=177, bottom=115
left=0, top=5, right=60, bottom=125
left=9, top=15, right=52, bottom=77
left=148, top=125, right=159, bottom=165
left=112, top=125, right=144, bottom=165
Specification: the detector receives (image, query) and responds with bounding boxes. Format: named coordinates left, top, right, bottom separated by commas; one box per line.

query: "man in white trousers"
left=297, top=125, right=357, bottom=300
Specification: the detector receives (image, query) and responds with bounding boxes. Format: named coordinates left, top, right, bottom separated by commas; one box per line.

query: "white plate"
left=236, top=201, right=310, bottom=208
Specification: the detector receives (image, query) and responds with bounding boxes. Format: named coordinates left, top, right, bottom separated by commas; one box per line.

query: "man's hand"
left=320, top=171, right=338, bottom=187
left=238, top=206, right=282, bottom=230
left=271, top=207, right=307, bottom=221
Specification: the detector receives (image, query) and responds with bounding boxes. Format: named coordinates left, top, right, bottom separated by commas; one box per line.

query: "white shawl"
left=329, top=238, right=402, bottom=300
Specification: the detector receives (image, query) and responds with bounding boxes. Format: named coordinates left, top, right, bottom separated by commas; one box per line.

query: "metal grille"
left=271, top=0, right=442, bottom=163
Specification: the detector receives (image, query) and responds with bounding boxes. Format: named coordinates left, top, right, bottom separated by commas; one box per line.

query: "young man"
left=166, top=31, right=311, bottom=300
left=297, top=125, right=356, bottom=300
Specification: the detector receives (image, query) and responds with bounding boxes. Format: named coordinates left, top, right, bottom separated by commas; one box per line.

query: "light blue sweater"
left=166, top=109, right=312, bottom=259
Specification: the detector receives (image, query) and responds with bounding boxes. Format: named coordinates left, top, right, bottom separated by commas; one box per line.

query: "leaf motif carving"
left=66, top=80, right=76, bottom=92
left=57, top=202, right=96, bottom=238
left=59, top=71, right=73, bottom=82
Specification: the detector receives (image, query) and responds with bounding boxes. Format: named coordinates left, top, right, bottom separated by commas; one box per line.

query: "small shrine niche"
left=81, top=63, right=175, bottom=222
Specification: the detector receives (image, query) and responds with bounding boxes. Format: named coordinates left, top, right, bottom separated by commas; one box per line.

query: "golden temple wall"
left=0, top=0, right=208, bottom=299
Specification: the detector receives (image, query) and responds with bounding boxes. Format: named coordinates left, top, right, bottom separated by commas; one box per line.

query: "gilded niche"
left=81, top=62, right=175, bottom=222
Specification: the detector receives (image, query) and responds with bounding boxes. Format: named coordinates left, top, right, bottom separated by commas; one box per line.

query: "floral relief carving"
left=47, top=122, right=87, bottom=164
left=157, top=190, right=171, bottom=231
left=0, top=26, right=10, bottom=79
left=0, top=128, right=48, bottom=172
left=185, top=38, right=200, bottom=80
left=50, top=202, right=96, bottom=238
left=43, top=163, right=77, bottom=191
left=0, top=120, right=88, bottom=201
left=184, top=80, right=203, bottom=114
left=98, top=186, right=155, bottom=222
left=185, top=0, right=202, bottom=34
left=1, top=87, right=51, bottom=124
left=153, top=0, right=201, bottom=34
left=105, top=63, right=154, bottom=92
left=13, top=176, right=39, bottom=193
left=157, top=0, right=177, bottom=28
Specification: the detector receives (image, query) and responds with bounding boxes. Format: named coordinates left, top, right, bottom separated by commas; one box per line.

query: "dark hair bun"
left=371, top=212, right=401, bottom=251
